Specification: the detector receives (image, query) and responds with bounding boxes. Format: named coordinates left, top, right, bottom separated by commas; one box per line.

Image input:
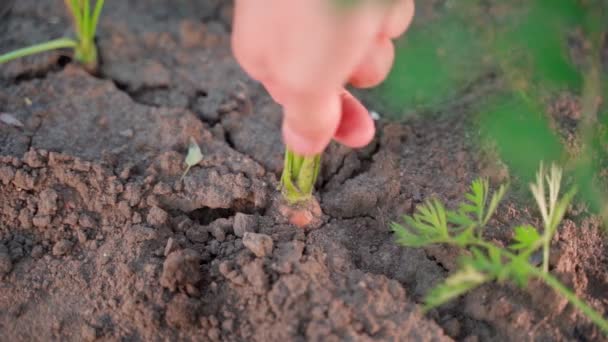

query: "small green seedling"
left=392, top=164, right=608, bottom=334
left=0, top=0, right=104, bottom=72
left=181, top=137, right=203, bottom=182
left=280, top=148, right=321, bottom=204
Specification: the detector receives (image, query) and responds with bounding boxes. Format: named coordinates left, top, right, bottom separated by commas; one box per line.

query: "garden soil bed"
left=1, top=1, right=607, bottom=341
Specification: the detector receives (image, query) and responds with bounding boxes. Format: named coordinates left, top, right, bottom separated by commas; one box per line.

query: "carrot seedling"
left=392, top=164, right=608, bottom=334
left=181, top=137, right=203, bottom=182
left=0, top=0, right=104, bottom=72
left=280, top=148, right=321, bottom=205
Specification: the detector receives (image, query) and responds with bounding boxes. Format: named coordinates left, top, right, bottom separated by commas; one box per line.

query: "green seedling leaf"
left=467, top=179, right=488, bottom=223
left=447, top=210, right=475, bottom=228
left=0, top=38, right=77, bottom=64
left=510, top=225, right=541, bottom=251
left=451, top=178, right=508, bottom=235
left=483, top=183, right=508, bottom=225
left=180, top=137, right=203, bottom=182
left=424, top=265, right=488, bottom=310
left=548, top=187, right=577, bottom=233
left=392, top=199, right=450, bottom=247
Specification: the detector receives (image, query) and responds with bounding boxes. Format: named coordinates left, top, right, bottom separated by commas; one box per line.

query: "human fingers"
left=333, top=90, right=375, bottom=148
left=281, top=91, right=342, bottom=156
left=348, top=37, right=395, bottom=88
left=382, top=0, right=415, bottom=38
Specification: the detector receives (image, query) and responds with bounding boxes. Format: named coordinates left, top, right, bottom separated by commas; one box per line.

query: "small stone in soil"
left=233, top=213, right=257, bottom=237
left=210, top=224, right=225, bottom=242
left=186, top=227, right=209, bottom=243
left=242, top=232, right=273, bottom=258
left=52, top=239, right=73, bottom=256
left=119, top=129, right=134, bottom=138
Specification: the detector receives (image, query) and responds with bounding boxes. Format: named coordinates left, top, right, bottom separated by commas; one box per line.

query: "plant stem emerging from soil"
left=0, top=0, right=103, bottom=72
left=280, top=148, right=321, bottom=205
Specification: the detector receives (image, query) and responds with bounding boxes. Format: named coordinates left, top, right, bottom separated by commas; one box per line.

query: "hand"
left=232, top=0, right=414, bottom=155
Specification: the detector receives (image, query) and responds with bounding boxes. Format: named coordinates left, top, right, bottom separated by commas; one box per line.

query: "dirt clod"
left=52, top=239, right=73, bottom=256
left=242, top=232, right=273, bottom=258
left=233, top=213, right=257, bottom=237
left=147, top=206, right=169, bottom=226
left=38, top=188, right=59, bottom=216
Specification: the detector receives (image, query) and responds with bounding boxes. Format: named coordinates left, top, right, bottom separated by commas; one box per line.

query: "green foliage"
left=393, top=177, right=507, bottom=247
left=0, top=0, right=104, bottom=71
left=280, top=149, right=321, bottom=205
left=424, top=265, right=487, bottom=310
left=374, top=0, right=608, bottom=218
left=479, top=94, right=564, bottom=182
left=370, top=7, right=486, bottom=115
left=392, top=164, right=608, bottom=334
left=492, top=0, right=585, bottom=91
left=510, top=225, right=540, bottom=251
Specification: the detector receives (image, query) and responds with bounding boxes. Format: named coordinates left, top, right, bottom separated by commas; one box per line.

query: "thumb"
left=281, top=91, right=342, bottom=156
left=280, top=89, right=375, bottom=156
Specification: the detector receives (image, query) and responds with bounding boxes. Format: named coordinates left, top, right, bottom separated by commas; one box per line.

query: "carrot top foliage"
left=392, top=164, right=608, bottom=335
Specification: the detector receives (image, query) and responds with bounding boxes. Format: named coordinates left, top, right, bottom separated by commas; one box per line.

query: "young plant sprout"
left=0, top=0, right=104, bottom=72
left=181, top=137, right=203, bottom=182
left=280, top=148, right=321, bottom=205
left=392, top=163, right=608, bottom=334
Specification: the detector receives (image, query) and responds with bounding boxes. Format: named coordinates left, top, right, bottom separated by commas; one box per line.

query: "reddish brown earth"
left=0, top=1, right=607, bottom=341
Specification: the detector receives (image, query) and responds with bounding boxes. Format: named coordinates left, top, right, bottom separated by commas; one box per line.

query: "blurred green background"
left=367, top=0, right=607, bottom=217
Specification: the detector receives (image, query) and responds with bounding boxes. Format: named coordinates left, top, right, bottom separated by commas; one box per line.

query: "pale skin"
left=232, top=0, right=415, bottom=155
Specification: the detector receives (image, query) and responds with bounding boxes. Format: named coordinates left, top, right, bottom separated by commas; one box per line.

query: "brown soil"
left=0, top=1, right=607, bottom=341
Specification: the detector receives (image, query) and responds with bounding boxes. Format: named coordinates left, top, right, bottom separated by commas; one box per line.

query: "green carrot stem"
left=82, top=0, right=91, bottom=43
left=280, top=148, right=322, bottom=204
left=90, top=0, right=105, bottom=41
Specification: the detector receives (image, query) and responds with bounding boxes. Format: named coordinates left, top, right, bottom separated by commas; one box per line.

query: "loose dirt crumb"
left=242, top=232, right=273, bottom=258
